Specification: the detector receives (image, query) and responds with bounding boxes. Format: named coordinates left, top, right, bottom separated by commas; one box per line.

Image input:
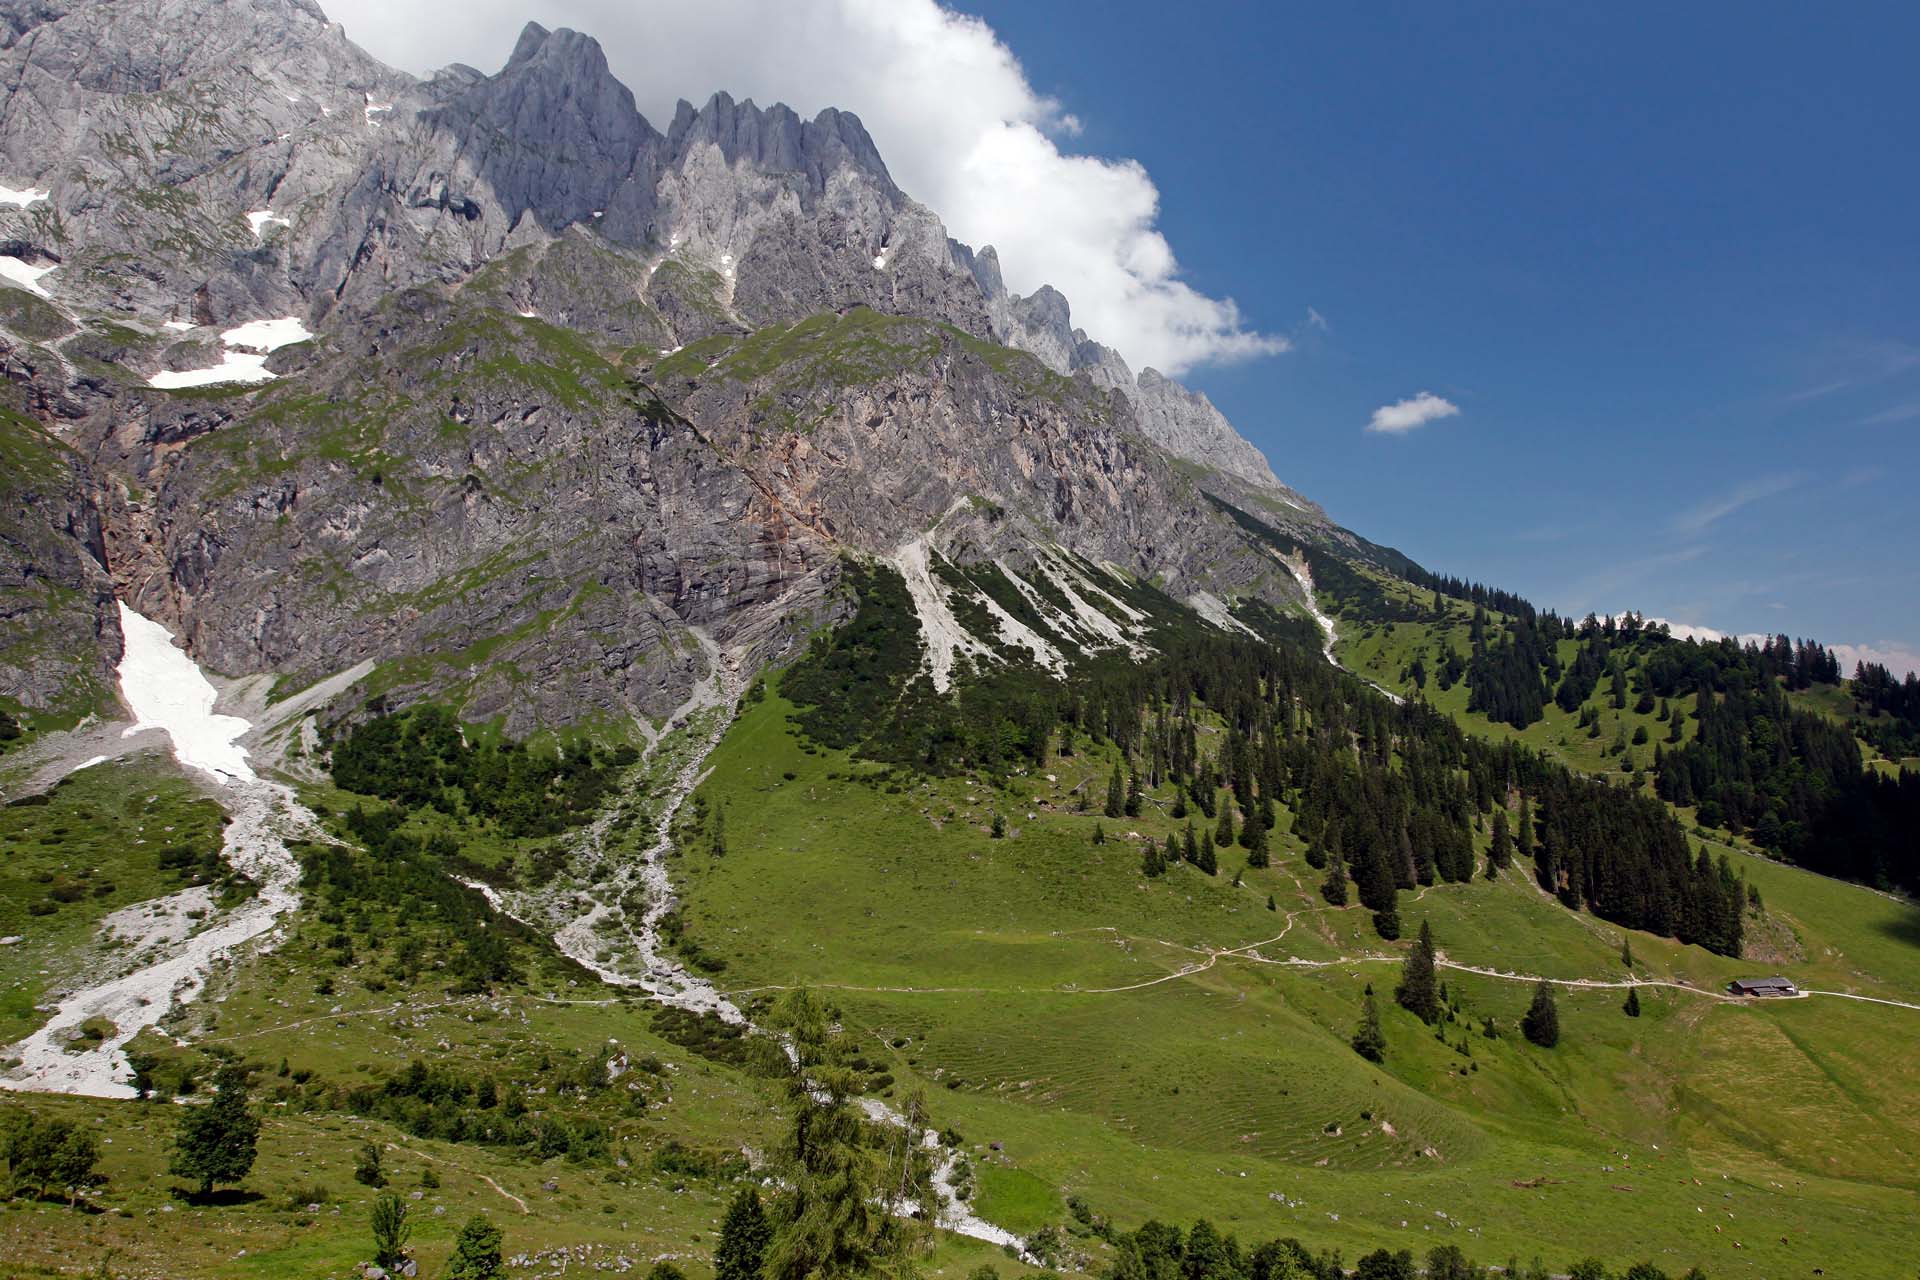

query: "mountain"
left=0, top=5, right=1916, bottom=1279
left=0, top=0, right=1341, bottom=731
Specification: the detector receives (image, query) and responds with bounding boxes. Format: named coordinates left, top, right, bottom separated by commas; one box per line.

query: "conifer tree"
left=1522, top=981, right=1560, bottom=1047
left=1266, top=894, right=1277, bottom=912
left=1245, top=817, right=1270, bottom=868
left=1197, top=840, right=1218, bottom=877
left=1351, top=988, right=1386, bottom=1063
left=1215, top=806, right=1235, bottom=849
left=1164, top=834, right=1181, bottom=869
left=1105, top=766, right=1125, bottom=819
left=1490, top=809, right=1512, bottom=870
left=1092, top=823, right=1106, bottom=846
left=446, top=1214, right=505, bottom=1280
left=1320, top=852, right=1348, bottom=906
left=762, top=990, right=881, bottom=1280
left=715, top=1188, right=771, bottom=1280
left=1620, top=937, right=1634, bottom=969
left=1396, top=921, right=1441, bottom=1023
left=1623, top=986, right=1641, bottom=1018
left=1142, top=843, right=1162, bottom=878
left=1125, top=771, right=1143, bottom=818
left=1183, top=821, right=1200, bottom=866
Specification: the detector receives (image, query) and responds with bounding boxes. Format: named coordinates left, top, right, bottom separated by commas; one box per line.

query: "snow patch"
left=363, top=95, right=391, bottom=126
left=148, top=317, right=308, bottom=388
left=244, top=209, right=290, bottom=238
left=222, top=316, right=310, bottom=352
left=116, top=604, right=254, bottom=781
left=893, top=538, right=990, bottom=694
left=0, top=184, right=49, bottom=208
left=873, top=254, right=888, bottom=269
left=70, top=755, right=108, bottom=773
left=0, top=255, right=56, bottom=297
left=148, top=351, right=272, bottom=389
left=161, top=320, right=195, bottom=332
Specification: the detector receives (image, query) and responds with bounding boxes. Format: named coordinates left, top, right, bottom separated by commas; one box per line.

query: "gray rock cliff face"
left=0, top=0, right=1339, bottom=730
left=0, top=372, right=118, bottom=721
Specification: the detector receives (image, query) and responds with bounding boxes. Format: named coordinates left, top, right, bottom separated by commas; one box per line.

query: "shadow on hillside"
left=168, top=1187, right=266, bottom=1207
left=1869, top=904, right=1920, bottom=950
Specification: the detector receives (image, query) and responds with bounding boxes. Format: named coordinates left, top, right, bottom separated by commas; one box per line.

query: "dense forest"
left=781, top=558, right=1752, bottom=956
left=1324, top=540, right=1920, bottom=896
left=329, top=704, right=633, bottom=837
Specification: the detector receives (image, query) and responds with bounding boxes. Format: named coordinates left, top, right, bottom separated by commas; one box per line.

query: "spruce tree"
left=1092, top=823, right=1106, bottom=846
left=1105, top=766, right=1124, bottom=819
left=715, top=1188, right=771, bottom=1280
left=170, top=1061, right=260, bottom=1197
left=1183, top=821, right=1200, bottom=866
left=1124, top=771, right=1143, bottom=818
left=1623, top=986, right=1641, bottom=1018
left=1396, top=921, right=1440, bottom=1024
left=1197, top=840, right=1218, bottom=877
left=1351, top=988, right=1386, bottom=1063
left=1245, top=818, right=1270, bottom=868
left=1320, top=853, right=1348, bottom=906
left=446, top=1214, right=506, bottom=1280
left=1621, top=937, right=1634, bottom=969
left=1215, top=806, right=1235, bottom=848
left=1164, top=834, right=1181, bottom=869
left=1373, top=908, right=1401, bottom=940
left=1490, top=809, right=1512, bottom=869
left=1142, top=843, right=1161, bottom=878
left=1522, top=981, right=1560, bottom=1047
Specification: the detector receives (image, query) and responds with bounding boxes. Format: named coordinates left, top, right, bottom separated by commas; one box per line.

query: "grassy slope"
left=0, top=744, right=1028, bottom=1280
left=666, top=692, right=1920, bottom=1277
left=0, top=757, right=227, bottom=1043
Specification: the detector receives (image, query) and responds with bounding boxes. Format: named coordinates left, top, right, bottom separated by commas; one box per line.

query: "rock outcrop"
left=0, top=0, right=1343, bottom=733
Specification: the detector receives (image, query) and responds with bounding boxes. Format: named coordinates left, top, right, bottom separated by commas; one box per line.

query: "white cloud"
left=1366, top=391, right=1459, bottom=435
left=1615, top=616, right=1766, bottom=646
left=1829, top=642, right=1920, bottom=680
left=317, top=0, right=1282, bottom=376
left=1614, top=618, right=1920, bottom=679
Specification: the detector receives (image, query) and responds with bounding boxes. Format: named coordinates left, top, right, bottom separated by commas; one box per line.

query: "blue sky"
left=961, top=2, right=1919, bottom=667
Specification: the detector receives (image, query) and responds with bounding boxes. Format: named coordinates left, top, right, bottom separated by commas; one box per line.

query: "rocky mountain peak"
left=666, top=92, right=898, bottom=200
